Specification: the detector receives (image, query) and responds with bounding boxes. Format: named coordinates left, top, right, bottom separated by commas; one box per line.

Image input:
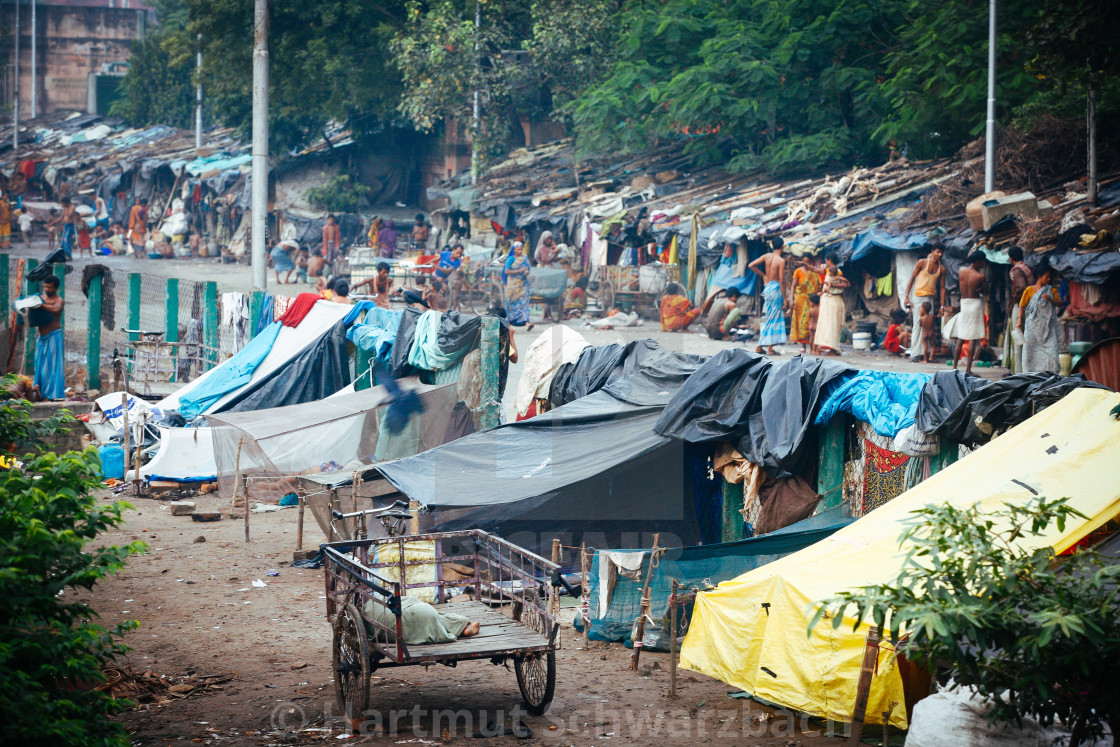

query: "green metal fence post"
left=128, top=272, right=142, bottom=342
left=818, top=416, right=846, bottom=511
left=249, top=290, right=264, bottom=337
left=479, top=316, right=501, bottom=430
left=203, top=281, right=218, bottom=367
left=165, top=278, right=179, bottom=380
left=87, top=274, right=102, bottom=391
left=0, top=254, right=9, bottom=328
left=23, top=259, right=38, bottom=372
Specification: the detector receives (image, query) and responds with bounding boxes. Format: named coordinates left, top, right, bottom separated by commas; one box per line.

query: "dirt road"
left=84, top=489, right=839, bottom=746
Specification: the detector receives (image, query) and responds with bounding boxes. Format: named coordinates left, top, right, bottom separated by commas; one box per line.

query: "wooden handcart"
left=322, top=529, right=561, bottom=726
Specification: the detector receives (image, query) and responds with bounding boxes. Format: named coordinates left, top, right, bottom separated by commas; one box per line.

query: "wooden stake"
left=580, top=542, right=590, bottom=648
left=243, top=472, right=250, bottom=542
left=296, top=493, right=305, bottom=551
left=630, top=533, right=660, bottom=671
left=120, top=393, right=130, bottom=475
left=847, top=625, right=881, bottom=745
left=669, top=578, right=679, bottom=698
left=551, top=539, right=562, bottom=618
left=232, top=437, right=243, bottom=514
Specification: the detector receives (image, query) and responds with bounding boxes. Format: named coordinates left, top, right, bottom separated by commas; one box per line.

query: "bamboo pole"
left=296, top=494, right=305, bottom=551
left=243, top=472, right=251, bottom=542
left=669, top=578, right=679, bottom=698
left=232, top=437, right=243, bottom=514
left=121, top=393, right=130, bottom=475
left=580, top=542, right=589, bottom=648
left=630, top=533, right=660, bottom=671
left=409, top=499, right=420, bottom=535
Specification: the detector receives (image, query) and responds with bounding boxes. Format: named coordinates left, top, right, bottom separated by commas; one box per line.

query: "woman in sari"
left=813, top=254, right=849, bottom=355
left=534, top=231, right=558, bottom=267
left=367, top=216, right=382, bottom=248
left=1019, top=269, right=1062, bottom=373
left=378, top=218, right=397, bottom=259
left=790, top=255, right=823, bottom=351
left=660, top=282, right=701, bottom=331
left=503, top=240, right=532, bottom=327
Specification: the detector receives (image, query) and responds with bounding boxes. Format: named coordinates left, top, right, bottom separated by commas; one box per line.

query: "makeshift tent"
left=207, top=382, right=466, bottom=502
left=376, top=391, right=707, bottom=554
left=548, top=338, right=705, bottom=408
left=680, top=388, right=1120, bottom=729
left=582, top=508, right=854, bottom=643
left=135, top=427, right=217, bottom=482
left=158, top=300, right=351, bottom=416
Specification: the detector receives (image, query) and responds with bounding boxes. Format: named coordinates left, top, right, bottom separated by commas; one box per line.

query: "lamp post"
left=983, top=0, right=997, bottom=193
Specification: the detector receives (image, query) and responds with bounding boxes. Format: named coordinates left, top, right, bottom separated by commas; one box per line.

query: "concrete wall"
left=2, top=3, right=148, bottom=115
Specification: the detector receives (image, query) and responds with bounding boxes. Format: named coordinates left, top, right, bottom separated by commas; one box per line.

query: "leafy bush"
left=305, top=173, right=371, bottom=214
left=0, top=380, right=145, bottom=745
left=811, top=497, right=1120, bottom=745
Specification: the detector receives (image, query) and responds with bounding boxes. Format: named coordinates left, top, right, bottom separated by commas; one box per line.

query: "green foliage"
left=0, top=375, right=145, bottom=745
left=111, top=0, right=195, bottom=129
left=305, top=173, right=372, bottom=213
left=810, top=497, right=1120, bottom=742
left=568, top=0, right=899, bottom=174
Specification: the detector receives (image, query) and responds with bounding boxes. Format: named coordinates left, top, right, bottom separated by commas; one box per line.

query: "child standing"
left=919, top=302, right=936, bottom=363
left=18, top=209, right=33, bottom=249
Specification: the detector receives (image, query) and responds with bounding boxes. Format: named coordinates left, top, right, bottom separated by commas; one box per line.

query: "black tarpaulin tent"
left=375, top=391, right=705, bottom=553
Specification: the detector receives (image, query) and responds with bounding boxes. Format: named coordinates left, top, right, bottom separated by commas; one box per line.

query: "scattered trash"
left=251, top=579, right=267, bottom=588
left=191, top=512, right=222, bottom=522
left=266, top=571, right=280, bottom=577
left=278, top=493, right=300, bottom=507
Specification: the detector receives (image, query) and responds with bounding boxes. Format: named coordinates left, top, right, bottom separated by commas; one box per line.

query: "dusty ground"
left=82, top=489, right=844, bottom=746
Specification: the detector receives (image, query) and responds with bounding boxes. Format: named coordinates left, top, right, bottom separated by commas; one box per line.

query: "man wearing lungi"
left=945, top=250, right=988, bottom=376
left=749, top=237, right=788, bottom=355
left=33, top=276, right=66, bottom=400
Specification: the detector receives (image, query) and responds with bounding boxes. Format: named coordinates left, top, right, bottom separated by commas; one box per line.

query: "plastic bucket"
left=852, top=331, right=871, bottom=350
left=98, top=444, right=124, bottom=480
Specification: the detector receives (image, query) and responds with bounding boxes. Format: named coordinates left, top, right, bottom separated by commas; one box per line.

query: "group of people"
left=657, top=237, right=1066, bottom=377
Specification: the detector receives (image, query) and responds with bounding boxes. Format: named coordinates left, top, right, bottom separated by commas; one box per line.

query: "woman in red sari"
left=790, top=255, right=823, bottom=351
left=660, top=282, right=701, bottom=331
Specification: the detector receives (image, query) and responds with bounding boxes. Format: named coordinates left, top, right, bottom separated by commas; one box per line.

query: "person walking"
left=502, top=240, right=532, bottom=327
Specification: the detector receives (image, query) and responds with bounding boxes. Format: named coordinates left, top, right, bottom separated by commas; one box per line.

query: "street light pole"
left=195, top=33, right=203, bottom=149
left=13, top=0, right=20, bottom=151
left=470, top=0, right=480, bottom=186
left=983, top=0, right=997, bottom=193
left=30, top=0, right=36, bottom=119
left=250, top=0, right=269, bottom=291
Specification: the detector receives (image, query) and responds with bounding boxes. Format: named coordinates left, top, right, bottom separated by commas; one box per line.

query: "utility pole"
left=13, top=0, right=20, bottom=151
left=470, top=0, right=480, bottom=186
left=30, top=0, right=36, bottom=119
left=250, top=0, right=268, bottom=290
left=195, top=33, right=203, bottom=149
left=983, top=0, right=997, bottom=193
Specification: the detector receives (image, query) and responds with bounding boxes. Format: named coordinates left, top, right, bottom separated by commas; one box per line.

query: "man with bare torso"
left=749, top=237, right=788, bottom=354
left=946, top=250, right=988, bottom=375
left=33, top=276, right=66, bottom=400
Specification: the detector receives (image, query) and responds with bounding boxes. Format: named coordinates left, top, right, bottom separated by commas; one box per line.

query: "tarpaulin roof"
left=376, top=391, right=703, bottom=551
left=549, top=339, right=706, bottom=408
left=846, top=228, right=930, bottom=262
left=915, top=370, right=1108, bottom=445
left=654, top=350, right=852, bottom=478
left=680, top=388, right=1120, bottom=730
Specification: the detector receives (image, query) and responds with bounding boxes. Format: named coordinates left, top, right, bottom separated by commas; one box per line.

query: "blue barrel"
left=98, top=444, right=125, bottom=480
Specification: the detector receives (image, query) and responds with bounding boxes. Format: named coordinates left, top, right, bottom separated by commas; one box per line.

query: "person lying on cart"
left=365, top=596, right=481, bottom=645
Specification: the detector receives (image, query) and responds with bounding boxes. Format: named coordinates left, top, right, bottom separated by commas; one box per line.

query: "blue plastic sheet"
left=346, top=305, right=402, bottom=362
left=178, top=322, right=282, bottom=419
left=848, top=229, right=929, bottom=262
left=814, top=369, right=931, bottom=437
left=709, top=241, right=766, bottom=294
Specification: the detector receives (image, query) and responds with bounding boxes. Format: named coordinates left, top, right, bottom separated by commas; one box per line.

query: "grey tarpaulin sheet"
left=375, top=391, right=701, bottom=552
left=915, top=370, right=1109, bottom=446
left=653, top=349, right=852, bottom=478
left=390, top=308, right=509, bottom=389
left=549, top=339, right=705, bottom=408
left=216, top=320, right=352, bottom=413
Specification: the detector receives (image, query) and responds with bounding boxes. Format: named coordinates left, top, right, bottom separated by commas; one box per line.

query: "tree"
left=112, top=0, right=195, bottom=128
left=811, top=497, right=1120, bottom=745
left=0, top=377, right=146, bottom=745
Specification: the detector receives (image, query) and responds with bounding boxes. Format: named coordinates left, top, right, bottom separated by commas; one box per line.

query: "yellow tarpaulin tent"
left=680, top=388, right=1120, bottom=729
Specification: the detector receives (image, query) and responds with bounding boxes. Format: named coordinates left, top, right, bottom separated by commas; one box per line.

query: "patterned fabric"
left=34, top=328, right=65, bottom=400
left=790, top=267, right=822, bottom=344
left=60, top=224, right=76, bottom=260
left=660, top=294, right=700, bottom=331
left=503, top=254, right=531, bottom=325
left=1022, top=284, right=1061, bottom=373
left=862, top=438, right=910, bottom=514
left=758, top=280, right=788, bottom=345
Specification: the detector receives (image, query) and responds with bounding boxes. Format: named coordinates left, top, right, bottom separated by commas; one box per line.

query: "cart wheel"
left=333, top=604, right=371, bottom=724
left=598, top=280, right=615, bottom=316
left=473, top=281, right=505, bottom=315
left=514, top=650, right=556, bottom=715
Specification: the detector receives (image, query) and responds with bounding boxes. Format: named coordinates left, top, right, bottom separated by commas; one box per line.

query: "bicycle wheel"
left=515, top=650, right=556, bottom=716
left=332, top=604, right=371, bottom=725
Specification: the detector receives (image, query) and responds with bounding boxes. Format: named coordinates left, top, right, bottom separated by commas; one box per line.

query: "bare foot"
left=461, top=621, right=481, bottom=638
